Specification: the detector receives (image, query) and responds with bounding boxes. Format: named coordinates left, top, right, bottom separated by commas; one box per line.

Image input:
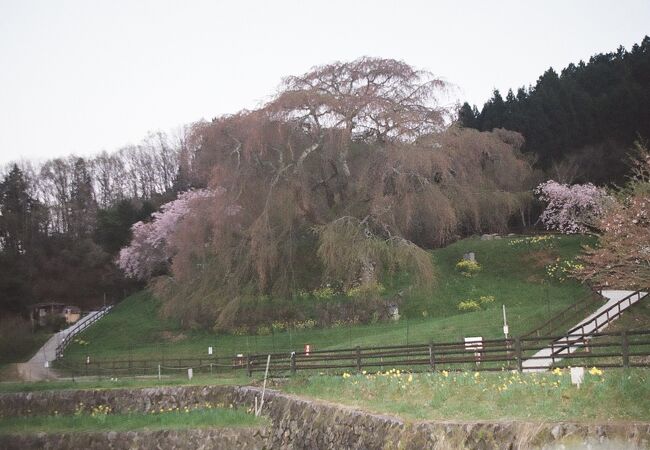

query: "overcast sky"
left=1, top=0, right=649, bottom=165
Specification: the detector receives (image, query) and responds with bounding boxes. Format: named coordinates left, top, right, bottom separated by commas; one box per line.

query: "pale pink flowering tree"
left=117, top=189, right=219, bottom=279
left=576, top=193, right=650, bottom=288
left=535, top=180, right=607, bottom=234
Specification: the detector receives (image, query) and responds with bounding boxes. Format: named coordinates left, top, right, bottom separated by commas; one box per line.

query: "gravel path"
left=16, top=310, right=105, bottom=381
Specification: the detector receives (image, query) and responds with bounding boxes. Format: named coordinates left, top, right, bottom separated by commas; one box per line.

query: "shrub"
left=479, top=295, right=495, bottom=305
left=256, top=325, right=272, bottom=336
left=312, top=285, right=336, bottom=301
left=295, top=290, right=311, bottom=301
left=455, top=259, right=481, bottom=277
left=271, top=321, right=288, bottom=332
left=293, top=319, right=317, bottom=330
left=346, top=282, right=386, bottom=299
left=457, top=300, right=481, bottom=312
left=232, top=326, right=249, bottom=336
left=0, top=315, right=41, bottom=363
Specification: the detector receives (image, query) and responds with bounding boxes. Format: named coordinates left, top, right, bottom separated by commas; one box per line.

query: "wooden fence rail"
left=245, top=329, right=650, bottom=375
left=55, top=329, right=650, bottom=378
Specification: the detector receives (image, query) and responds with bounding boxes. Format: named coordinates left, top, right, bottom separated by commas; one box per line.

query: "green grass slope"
left=282, top=369, right=650, bottom=422
left=62, top=234, right=596, bottom=364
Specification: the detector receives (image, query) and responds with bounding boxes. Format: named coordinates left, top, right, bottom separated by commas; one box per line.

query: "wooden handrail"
left=549, top=290, right=648, bottom=358
left=520, top=290, right=604, bottom=339
left=55, top=305, right=113, bottom=359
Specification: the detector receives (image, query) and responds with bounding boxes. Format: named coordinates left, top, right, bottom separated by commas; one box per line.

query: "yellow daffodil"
left=588, top=367, right=603, bottom=376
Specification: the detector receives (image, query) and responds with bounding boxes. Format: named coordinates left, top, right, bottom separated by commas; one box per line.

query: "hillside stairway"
left=522, top=290, right=648, bottom=372
left=17, top=306, right=113, bottom=381
left=55, top=305, right=113, bottom=359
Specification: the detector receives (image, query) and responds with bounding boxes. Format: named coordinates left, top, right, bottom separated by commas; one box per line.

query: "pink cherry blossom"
left=535, top=180, right=607, bottom=234
left=117, top=189, right=220, bottom=279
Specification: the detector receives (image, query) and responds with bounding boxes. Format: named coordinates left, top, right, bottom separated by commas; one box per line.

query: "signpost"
left=570, top=367, right=584, bottom=388
left=464, top=337, right=483, bottom=364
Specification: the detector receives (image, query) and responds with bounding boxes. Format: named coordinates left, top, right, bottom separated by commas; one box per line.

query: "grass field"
left=0, top=373, right=252, bottom=394
left=0, top=406, right=265, bottom=434
left=60, top=234, right=596, bottom=364
left=282, top=368, right=650, bottom=422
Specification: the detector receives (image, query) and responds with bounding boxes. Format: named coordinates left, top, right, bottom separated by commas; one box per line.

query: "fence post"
left=515, top=337, right=523, bottom=372
left=356, top=346, right=362, bottom=372
left=290, top=352, right=296, bottom=375
left=246, top=355, right=252, bottom=377
left=405, top=319, right=409, bottom=345
left=272, top=328, right=276, bottom=353
left=550, top=341, right=555, bottom=365
left=428, top=341, right=435, bottom=371
left=621, top=331, right=630, bottom=368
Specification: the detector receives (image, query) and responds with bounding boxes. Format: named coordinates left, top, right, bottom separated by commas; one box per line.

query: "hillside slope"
left=61, top=234, right=596, bottom=363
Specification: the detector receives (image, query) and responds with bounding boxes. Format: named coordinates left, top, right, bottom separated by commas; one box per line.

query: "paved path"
left=522, top=290, right=647, bottom=372
left=16, top=310, right=105, bottom=381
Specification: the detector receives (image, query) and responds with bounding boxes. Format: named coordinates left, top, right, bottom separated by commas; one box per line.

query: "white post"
left=570, top=367, right=584, bottom=388
left=502, top=305, right=509, bottom=339
left=255, top=355, right=271, bottom=417
left=158, top=364, right=161, bottom=380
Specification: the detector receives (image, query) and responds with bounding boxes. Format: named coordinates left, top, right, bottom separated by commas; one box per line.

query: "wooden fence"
left=56, top=329, right=650, bottom=378
left=246, top=329, right=650, bottom=375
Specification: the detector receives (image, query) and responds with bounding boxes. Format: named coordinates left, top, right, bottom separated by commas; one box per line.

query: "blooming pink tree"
left=577, top=192, right=650, bottom=288
left=117, top=189, right=219, bottom=279
left=535, top=180, right=608, bottom=234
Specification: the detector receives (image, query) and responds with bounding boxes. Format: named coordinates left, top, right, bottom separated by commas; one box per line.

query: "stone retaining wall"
left=0, top=427, right=267, bottom=450
left=1, top=385, right=649, bottom=449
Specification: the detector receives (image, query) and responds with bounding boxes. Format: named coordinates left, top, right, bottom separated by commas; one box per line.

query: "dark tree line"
left=0, top=130, right=187, bottom=316
left=459, top=36, right=650, bottom=184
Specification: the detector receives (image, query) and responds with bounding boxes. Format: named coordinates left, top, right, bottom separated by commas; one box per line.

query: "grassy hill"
left=61, top=234, right=596, bottom=364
